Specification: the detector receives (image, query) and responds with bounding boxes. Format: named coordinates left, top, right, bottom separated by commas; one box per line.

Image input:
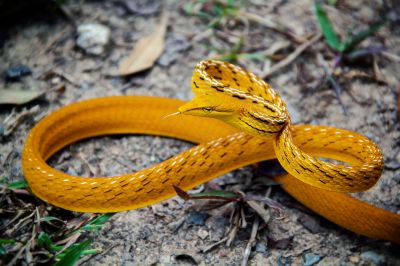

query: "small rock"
left=303, top=253, right=322, bottom=266
left=76, top=24, right=111, bottom=55
left=268, top=236, right=292, bottom=249
left=360, top=251, right=385, bottom=265
left=124, top=0, right=161, bottom=15
left=185, top=211, right=209, bottom=226
left=197, top=228, right=208, bottom=240
left=50, top=77, right=61, bottom=85
left=255, top=242, right=268, bottom=255
left=349, top=255, right=360, bottom=263
left=298, top=213, right=324, bottom=233
left=5, top=65, right=31, bottom=81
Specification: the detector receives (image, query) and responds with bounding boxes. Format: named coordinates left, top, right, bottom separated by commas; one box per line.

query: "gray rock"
left=76, top=24, right=111, bottom=55
left=303, top=253, right=322, bottom=266
left=185, top=211, right=210, bottom=226
left=360, top=251, right=385, bottom=265
left=255, top=242, right=268, bottom=255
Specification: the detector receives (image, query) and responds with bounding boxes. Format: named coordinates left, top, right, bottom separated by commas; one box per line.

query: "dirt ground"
left=1, top=0, right=400, bottom=265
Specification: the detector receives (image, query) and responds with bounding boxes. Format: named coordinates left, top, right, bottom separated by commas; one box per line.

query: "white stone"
left=76, top=23, right=111, bottom=55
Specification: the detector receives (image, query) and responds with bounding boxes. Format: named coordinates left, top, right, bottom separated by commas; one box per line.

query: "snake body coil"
left=22, top=61, right=399, bottom=243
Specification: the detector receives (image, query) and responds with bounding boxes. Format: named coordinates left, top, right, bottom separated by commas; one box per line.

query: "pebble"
left=4, top=65, right=31, bottom=81
left=255, top=242, right=268, bottom=255
left=124, top=0, right=161, bottom=15
left=360, top=251, right=385, bottom=265
left=298, top=214, right=324, bottom=233
left=303, top=253, right=322, bottom=266
left=76, top=24, right=111, bottom=55
left=197, top=228, right=209, bottom=240
left=349, top=255, right=360, bottom=263
left=185, top=211, right=210, bottom=226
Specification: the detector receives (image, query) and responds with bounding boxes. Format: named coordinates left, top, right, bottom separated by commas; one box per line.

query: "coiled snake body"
left=22, top=60, right=400, bottom=243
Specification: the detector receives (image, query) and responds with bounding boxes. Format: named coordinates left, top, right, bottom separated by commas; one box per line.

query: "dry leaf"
left=119, top=14, right=168, bottom=75
left=0, top=85, right=44, bottom=105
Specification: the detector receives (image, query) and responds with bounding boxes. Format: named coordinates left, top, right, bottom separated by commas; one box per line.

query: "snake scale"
left=22, top=60, right=400, bottom=243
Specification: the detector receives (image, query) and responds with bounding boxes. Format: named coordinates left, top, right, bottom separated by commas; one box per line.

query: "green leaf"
left=0, top=239, right=16, bottom=255
left=80, top=213, right=114, bottom=232
left=173, top=185, right=240, bottom=202
left=0, top=239, right=16, bottom=244
left=340, top=20, right=387, bottom=52
left=7, top=180, right=28, bottom=189
left=54, top=239, right=92, bottom=266
left=314, top=1, right=342, bottom=51
left=38, top=232, right=63, bottom=252
left=189, top=190, right=239, bottom=199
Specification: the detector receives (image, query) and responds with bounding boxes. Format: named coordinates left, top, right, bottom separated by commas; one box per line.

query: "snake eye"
left=202, top=107, right=213, bottom=113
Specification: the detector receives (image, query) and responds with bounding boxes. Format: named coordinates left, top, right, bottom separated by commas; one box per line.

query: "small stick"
left=263, top=33, right=322, bottom=78
left=241, top=216, right=259, bottom=266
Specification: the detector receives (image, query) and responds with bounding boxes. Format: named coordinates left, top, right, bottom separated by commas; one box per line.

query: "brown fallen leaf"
left=119, top=14, right=168, bottom=75
left=0, top=84, right=44, bottom=105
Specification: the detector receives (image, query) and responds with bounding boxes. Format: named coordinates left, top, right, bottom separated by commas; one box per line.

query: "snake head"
left=180, top=60, right=289, bottom=136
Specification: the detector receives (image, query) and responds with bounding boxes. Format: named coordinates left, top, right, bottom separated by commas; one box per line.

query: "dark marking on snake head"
left=233, top=94, right=245, bottom=100
left=263, top=105, right=276, bottom=113
left=211, top=85, right=224, bottom=92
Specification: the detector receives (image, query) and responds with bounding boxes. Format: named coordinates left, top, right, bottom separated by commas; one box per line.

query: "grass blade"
left=80, top=213, right=114, bottom=232
left=341, top=20, right=387, bottom=52
left=315, top=1, right=342, bottom=51
left=54, top=239, right=92, bottom=266
left=7, top=180, right=28, bottom=189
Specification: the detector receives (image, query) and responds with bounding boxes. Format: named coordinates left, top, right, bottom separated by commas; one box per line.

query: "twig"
left=247, top=201, right=271, bottom=224
left=38, top=26, right=71, bottom=56
left=78, top=151, right=97, bottom=176
left=263, top=33, right=322, bottom=78
left=238, top=11, right=305, bottom=43
left=226, top=208, right=240, bottom=247
left=328, top=76, right=348, bottom=115
left=241, top=216, right=259, bottom=266
left=201, top=236, right=229, bottom=253
left=191, top=29, right=214, bottom=44
left=317, top=54, right=348, bottom=115
left=2, top=106, right=40, bottom=137
left=6, top=210, right=35, bottom=235
left=79, top=243, right=120, bottom=265
left=381, top=51, right=400, bottom=62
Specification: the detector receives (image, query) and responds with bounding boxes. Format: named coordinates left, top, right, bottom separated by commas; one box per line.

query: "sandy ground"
left=1, top=0, right=399, bottom=265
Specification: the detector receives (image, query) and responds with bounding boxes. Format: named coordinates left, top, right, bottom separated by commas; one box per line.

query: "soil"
left=1, top=0, right=399, bottom=265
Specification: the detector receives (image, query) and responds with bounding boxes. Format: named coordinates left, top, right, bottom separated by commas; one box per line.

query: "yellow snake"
left=22, top=60, right=399, bottom=244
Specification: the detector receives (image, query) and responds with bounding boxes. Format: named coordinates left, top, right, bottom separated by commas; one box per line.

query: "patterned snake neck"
left=179, top=60, right=383, bottom=192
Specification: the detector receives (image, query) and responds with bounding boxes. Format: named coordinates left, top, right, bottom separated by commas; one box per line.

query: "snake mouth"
left=161, top=111, right=181, bottom=119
